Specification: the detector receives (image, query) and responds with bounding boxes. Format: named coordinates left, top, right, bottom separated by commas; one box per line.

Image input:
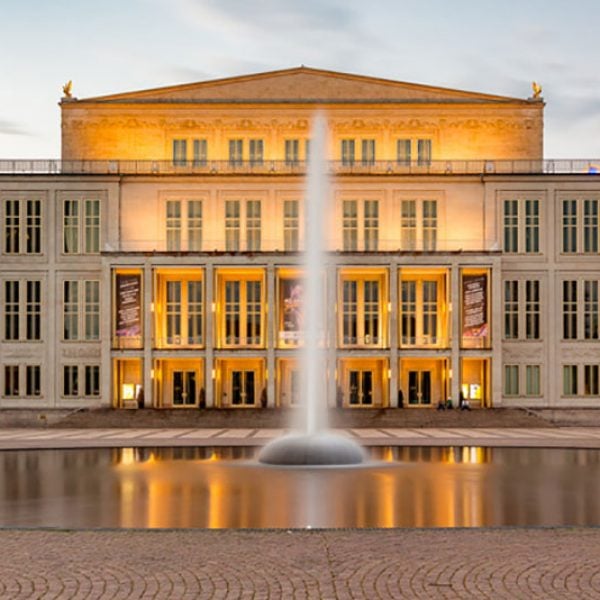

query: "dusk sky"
left=1, top=0, right=599, bottom=159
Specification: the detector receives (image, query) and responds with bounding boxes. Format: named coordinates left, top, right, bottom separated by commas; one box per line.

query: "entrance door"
left=173, top=371, right=197, bottom=406
left=408, top=370, right=431, bottom=405
left=231, top=370, right=256, bottom=406
left=348, top=370, right=373, bottom=405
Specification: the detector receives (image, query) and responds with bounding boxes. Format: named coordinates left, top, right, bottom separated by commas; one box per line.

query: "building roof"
left=69, top=66, right=534, bottom=105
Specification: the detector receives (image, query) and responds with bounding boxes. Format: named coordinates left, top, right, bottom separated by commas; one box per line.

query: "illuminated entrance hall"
left=2, top=66, right=600, bottom=411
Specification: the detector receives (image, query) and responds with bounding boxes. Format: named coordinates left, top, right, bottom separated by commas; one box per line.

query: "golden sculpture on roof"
left=532, top=81, right=542, bottom=99
left=62, top=80, right=73, bottom=99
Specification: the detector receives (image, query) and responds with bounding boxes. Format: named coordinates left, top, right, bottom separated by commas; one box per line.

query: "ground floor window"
left=63, top=364, right=100, bottom=399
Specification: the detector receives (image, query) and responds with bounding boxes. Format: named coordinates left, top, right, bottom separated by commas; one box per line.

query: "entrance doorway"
left=349, top=370, right=373, bottom=405
left=231, top=370, right=256, bottom=406
left=172, top=370, right=197, bottom=406
left=408, top=370, right=431, bottom=405
left=215, top=358, right=265, bottom=408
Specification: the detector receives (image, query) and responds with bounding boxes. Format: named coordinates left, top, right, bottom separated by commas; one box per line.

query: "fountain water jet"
left=258, top=115, right=365, bottom=466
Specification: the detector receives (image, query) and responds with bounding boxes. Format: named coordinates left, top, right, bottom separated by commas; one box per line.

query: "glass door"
left=408, top=370, right=431, bottom=405
left=172, top=371, right=197, bottom=406
left=231, top=370, right=256, bottom=406
left=348, top=370, right=373, bottom=405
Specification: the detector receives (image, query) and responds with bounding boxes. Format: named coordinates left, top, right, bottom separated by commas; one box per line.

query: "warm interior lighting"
left=211, top=369, right=216, bottom=379
left=122, top=383, right=135, bottom=400
left=387, top=368, right=392, bottom=379
left=150, top=302, right=155, bottom=312
left=448, top=369, right=453, bottom=379
left=150, top=369, right=155, bottom=379
left=211, top=302, right=216, bottom=312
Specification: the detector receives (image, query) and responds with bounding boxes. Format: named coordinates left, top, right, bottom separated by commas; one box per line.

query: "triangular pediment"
left=80, top=66, right=526, bottom=104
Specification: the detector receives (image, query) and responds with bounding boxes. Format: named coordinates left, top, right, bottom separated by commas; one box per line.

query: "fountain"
left=258, top=115, right=365, bottom=466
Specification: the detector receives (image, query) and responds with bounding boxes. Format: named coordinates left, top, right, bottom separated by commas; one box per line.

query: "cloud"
left=0, top=120, right=29, bottom=136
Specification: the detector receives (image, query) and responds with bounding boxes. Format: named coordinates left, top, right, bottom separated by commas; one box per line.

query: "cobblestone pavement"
left=1, top=528, right=599, bottom=599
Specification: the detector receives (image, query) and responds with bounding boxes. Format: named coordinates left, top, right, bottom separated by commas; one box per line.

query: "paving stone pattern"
left=1, top=528, right=599, bottom=599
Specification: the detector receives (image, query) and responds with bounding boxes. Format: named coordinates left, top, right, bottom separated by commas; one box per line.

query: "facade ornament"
left=62, top=80, right=73, bottom=99
left=531, top=81, right=542, bottom=99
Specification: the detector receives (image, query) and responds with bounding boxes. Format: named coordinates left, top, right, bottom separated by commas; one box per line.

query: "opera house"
left=1, top=66, right=598, bottom=411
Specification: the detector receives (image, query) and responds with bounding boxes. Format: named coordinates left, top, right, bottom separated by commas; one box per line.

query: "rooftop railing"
left=1, top=159, right=599, bottom=176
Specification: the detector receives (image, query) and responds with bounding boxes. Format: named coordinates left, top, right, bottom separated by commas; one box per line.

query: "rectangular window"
left=85, top=365, right=100, bottom=396
left=4, top=365, right=19, bottom=397
left=342, top=280, right=358, bottom=344
left=246, top=281, right=262, bottom=344
left=422, top=200, right=437, bottom=251
left=4, top=199, right=19, bottom=253
left=584, top=199, right=599, bottom=253
left=361, top=139, right=375, bottom=166
left=401, top=281, right=416, bottom=345
left=584, top=364, right=599, bottom=396
left=63, top=280, right=100, bottom=341
left=166, top=280, right=181, bottom=343
left=283, top=200, right=299, bottom=251
left=364, top=200, right=379, bottom=251
left=84, top=281, right=99, bottom=341
left=187, top=281, right=203, bottom=345
left=63, top=365, right=79, bottom=397
left=285, top=139, right=300, bottom=166
left=225, top=201, right=240, bottom=251
left=246, top=200, right=261, bottom=251
left=503, top=280, right=519, bottom=340
left=225, top=280, right=240, bottom=344
left=563, top=365, right=578, bottom=396
left=363, top=280, right=379, bottom=344
left=417, top=139, right=432, bottom=166
left=504, top=365, right=519, bottom=396
left=172, top=139, right=187, bottom=166
left=222, top=277, right=263, bottom=347
left=401, top=200, right=416, bottom=250
left=584, top=280, right=599, bottom=340
left=341, top=139, right=355, bottom=166
left=4, top=280, right=19, bottom=341
left=397, top=139, right=411, bottom=165
left=343, top=200, right=358, bottom=251
left=26, top=280, right=41, bottom=341
left=26, top=200, right=41, bottom=254
left=422, top=281, right=438, bottom=343
left=229, top=139, right=243, bottom=166
left=249, top=139, right=264, bottom=166
left=525, top=280, right=540, bottom=339
left=187, top=200, right=202, bottom=251
left=193, top=139, right=207, bottom=166
left=525, top=365, right=541, bottom=396
left=26, top=365, right=41, bottom=396
left=563, top=280, right=578, bottom=340
left=166, top=200, right=181, bottom=251
left=63, top=198, right=100, bottom=254
left=340, top=276, right=385, bottom=346
left=503, top=200, right=518, bottom=253
left=525, top=199, right=539, bottom=253
left=562, top=199, right=578, bottom=253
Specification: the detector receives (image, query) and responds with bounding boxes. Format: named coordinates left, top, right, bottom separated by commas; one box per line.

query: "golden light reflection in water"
left=2, top=446, right=600, bottom=529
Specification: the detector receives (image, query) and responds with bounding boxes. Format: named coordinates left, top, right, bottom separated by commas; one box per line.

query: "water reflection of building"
left=1, top=67, right=599, bottom=410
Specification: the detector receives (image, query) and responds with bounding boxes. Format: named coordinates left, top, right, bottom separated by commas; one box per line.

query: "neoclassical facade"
left=1, top=66, right=598, bottom=410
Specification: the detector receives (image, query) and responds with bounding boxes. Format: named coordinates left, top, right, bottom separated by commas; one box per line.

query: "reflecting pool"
left=1, top=446, right=600, bottom=529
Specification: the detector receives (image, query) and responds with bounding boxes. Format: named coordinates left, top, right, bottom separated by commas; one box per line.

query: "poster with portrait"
left=279, top=278, right=304, bottom=343
left=462, top=274, right=488, bottom=337
left=115, top=273, right=141, bottom=337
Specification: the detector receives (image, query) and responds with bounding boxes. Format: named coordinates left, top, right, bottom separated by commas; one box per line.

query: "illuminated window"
left=193, top=139, right=207, bottom=166
left=417, top=139, right=432, bottom=166
left=283, top=200, right=299, bottom=251
left=341, top=139, right=355, bottom=166
left=504, top=365, right=519, bottom=396
left=525, top=365, right=541, bottom=396
left=166, top=200, right=181, bottom=251
left=563, top=365, right=578, bottom=396
left=343, top=200, right=358, bottom=250
left=166, top=199, right=202, bottom=251
left=285, top=139, right=299, bottom=166
left=423, top=200, right=437, bottom=250
left=400, top=276, right=444, bottom=346
left=188, top=200, right=202, bottom=251
left=401, top=200, right=437, bottom=251
left=63, top=198, right=100, bottom=254
left=396, top=139, right=411, bottom=165
left=249, top=139, right=264, bottom=166
left=401, top=200, right=416, bottom=249
left=229, top=139, right=243, bottom=166
left=224, top=200, right=261, bottom=251
left=218, top=273, right=264, bottom=347
left=172, top=139, right=187, bottom=166
left=63, top=280, right=99, bottom=341
left=2, top=198, right=41, bottom=255
left=361, top=139, right=375, bottom=166
left=246, top=200, right=261, bottom=251
left=162, top=279, right=203, bottom=346
left=225, top=200, right=240, bottom=251
left=503, top=198, right=540, bottom=254
left=364, top=200, right=379, bottom=251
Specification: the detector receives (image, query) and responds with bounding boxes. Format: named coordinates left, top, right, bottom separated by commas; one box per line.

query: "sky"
left=1, top=0, right=599, bottom=159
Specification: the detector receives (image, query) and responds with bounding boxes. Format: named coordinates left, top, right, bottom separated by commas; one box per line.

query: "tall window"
left=584, top=280, right=599, bottom=340
left=229, top=139, right=243, bottom=166
left=225, top=200, right=240, bottom=251
left=63, top=198, right=100, bottom=254
left=584, top=199, right=599, bottom=253
left=221, top=277, right=263, bottom=347
left=400, top=199, right=437, bottom=251
left=401, top=277, right=442, bottom=346
left=340, top=277, right=382, bottom=346
left=246, top=200, right=261, bottom=251
left=341, top=139, right=355, bottom=166
left=63, top=365, right=100, bottom=398
left=525, top=365, right=541, bottom=396
left=401, top=200, right=416, bottom=249
left=584, top=364, right=599, bottom=396
left=26, top=365, right=41, bottom=396
left=503, top=280, right=519, bottom=339
left=166, top=199, right=202, bottom=251
left=503, top=198, right=540, bottom=254
left=63, top=365, right=79, bottom=397
left=417, top=139, right=432, bottom=166
left=343, top=200, right=358, bottom=251
left=3, top=198, right=42, bottom=255
left=561, top=198, right=600, bottom=254
left=4, top=365, right=19, bottom=397
left=172, top=139, right=187, bottom=166
left=423, top=200, right=437, bottom=251
left=193, top=139, right=208, bottom=166
left=63, top=280, right=100, bottom=341
left=172, top=138, right=208, bottom=166
left=165, top=280, right=203, bottom=346
left=361, top=139, right=375, bottom=165
left=249, top=139, right=264, bottom=166
left=285, top=139, right=300, bottom=166
left=283, top=200, right=299, bottom=251
left=3, top=279, right=41, bottom=342
left=397, top=139, right=411, bottom=165
left=562, top=280, right=578, bottom=340
left=562, top=199, right=577, bottom=253
left=504, top=365, right=519, bottom=396
left=563, top=365, right=578, bottom=396
left=166, top=200, right=181, bottom=251
left=188, top=200, right=202, bottom=251
left=525, top=280, right=540, bottom=339
left=85, top=365, right=100, bottom=396
left=364, top=200, right=379, bottom=251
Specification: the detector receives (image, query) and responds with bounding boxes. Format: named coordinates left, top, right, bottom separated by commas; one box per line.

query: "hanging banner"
left=462, top=274, right=488, bottom=337
left=279, top=278, right=304, bottom=342
left=115, top=274, right=141, bottom=337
